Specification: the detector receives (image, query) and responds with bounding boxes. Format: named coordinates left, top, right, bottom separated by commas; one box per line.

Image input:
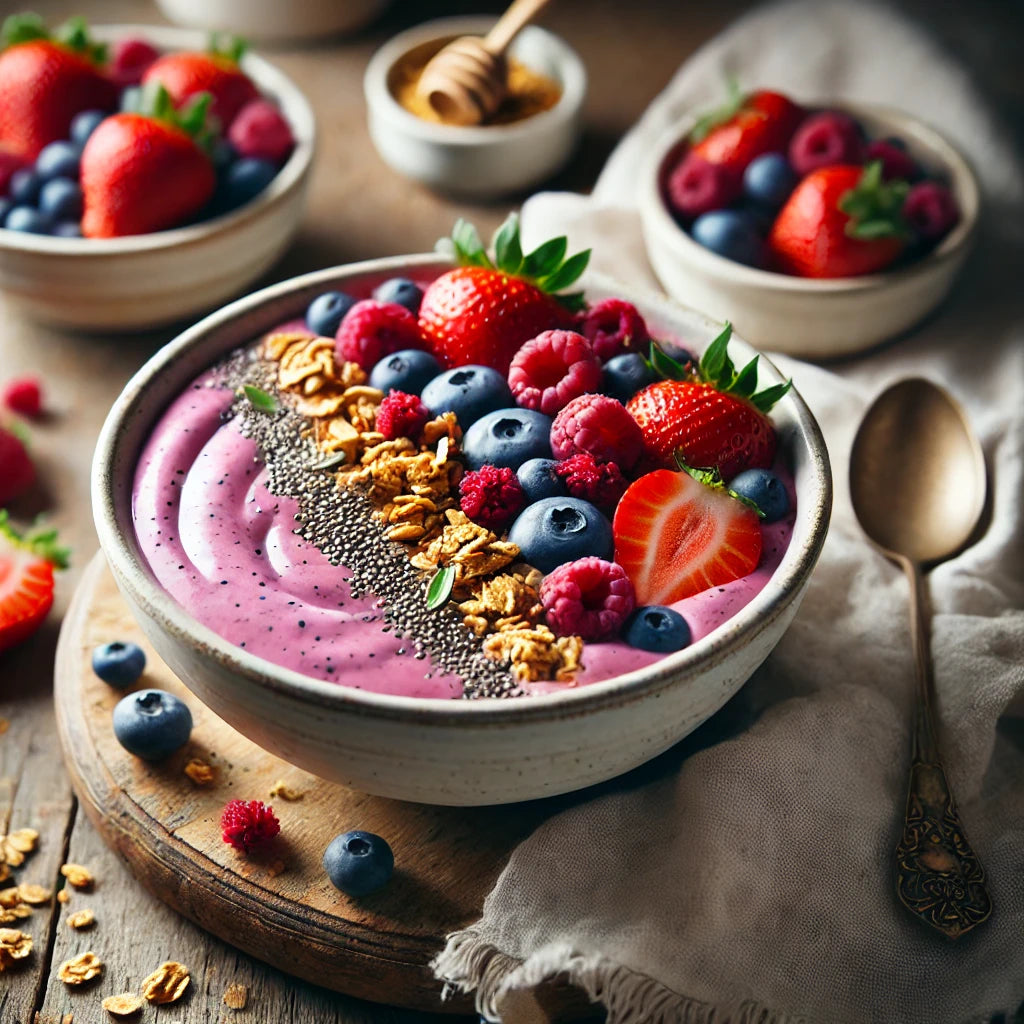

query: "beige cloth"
left=432, top=2, right=1024, bottom=1021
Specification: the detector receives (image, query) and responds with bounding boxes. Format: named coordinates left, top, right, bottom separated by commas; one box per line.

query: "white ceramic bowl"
left=92, top=255, right=831, bottom=806
left=0, top=25, right=315, bottom=331
left=640, top=104, right=980, bottom=359
left=364, top=17, right=586, bottom=197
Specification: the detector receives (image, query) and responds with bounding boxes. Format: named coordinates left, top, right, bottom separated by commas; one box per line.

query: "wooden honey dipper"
left=416, top=0, right=553, bottom=126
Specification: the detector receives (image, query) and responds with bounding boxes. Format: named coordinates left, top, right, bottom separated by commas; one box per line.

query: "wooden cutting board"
left=54, top=552, right=593, bottom=1018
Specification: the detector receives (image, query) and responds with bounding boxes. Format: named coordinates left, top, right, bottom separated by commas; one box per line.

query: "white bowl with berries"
left=0, top=16, right=314, bottom=330
left=93, top=216, right=831, bottom=806
left=639, top=87, right=980, bottom=358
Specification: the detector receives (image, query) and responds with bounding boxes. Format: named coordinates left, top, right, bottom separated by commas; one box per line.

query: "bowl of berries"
left=0, top=15, right=314, bottom=330
left=93, top=215, right=831, bottom=806
left=639, top=85, right=979, bottom=358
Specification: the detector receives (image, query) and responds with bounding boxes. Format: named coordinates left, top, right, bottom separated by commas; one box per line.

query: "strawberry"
left=613, top=468, right=762, bottom=604
left=767, top=161, right=909, bottom=278
left=626, top=324, right=790, bottom=480
left=0, top=423, right=34, bottom=505
left=141, top=37, right=258, bottom=129
left=689, top=83, right=804, bottom=177
left=0, top=512, right=68, bottom=654
left=418, top=215, right=588, bottom=374
left=0, top=14, right=118, bottom=160
left=80, top=85, right=216, bottom=238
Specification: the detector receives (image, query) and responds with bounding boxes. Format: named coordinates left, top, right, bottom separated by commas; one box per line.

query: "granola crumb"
left=58, top=951, right=102, bottom=985
left=0, top=927, right=32, bottom=969
left=67, top=908, right=95, bottom=930
left=268, top=779, right=304, bottom=801
left=0, top=718, right=8, bottom=734
left=223, top=982, right=249, bottom=1010
left=17, top=883, right=52, bottom=905
left=102, top=993, right=143, bottom=1017
left=266, top=859, right=286, bottom=878
left=60, top=863, right=94, bottom=890
left=141, top=960, right=190, bottom=1003
left=184, top=758, right=216, bottom=786
left=57, top=889, right=70, bottom=904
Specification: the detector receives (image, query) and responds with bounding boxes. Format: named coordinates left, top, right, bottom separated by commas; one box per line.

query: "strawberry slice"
left=613, top=469, right=762, bottom=604
left=0, top=512, right=69, bottom=653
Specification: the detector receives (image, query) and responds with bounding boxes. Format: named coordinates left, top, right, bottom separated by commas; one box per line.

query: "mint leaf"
left=242, top=385, right=279, bottom=414
left=426, top=565, right=456, bottom=610
left=309, top=452, right=349, bottom=471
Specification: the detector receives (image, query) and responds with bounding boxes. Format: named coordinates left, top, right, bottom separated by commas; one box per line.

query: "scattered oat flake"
left=268, top=779, right=304, bottom=801
left=58, top=950, right=103, bottom=985
left=18, top=883, right=52, bottom=904
left=6, top=828, right=38, bottom=854
left=0, top=903, right=32, bottom=923
left=184, top=758, right=216, bottom=786
left=102, top=992, right=144, bottom=1017
left=0, top=927, right=32, bottom=966
left=141, top=960, right=190, bottom=1003
left=0, top=888, right=23, bottom=908
left=67, top=908, right=95, bottom=930
left=60, top=863, right=94, bottom=889
left=223, top=982, right=249, bottom=1010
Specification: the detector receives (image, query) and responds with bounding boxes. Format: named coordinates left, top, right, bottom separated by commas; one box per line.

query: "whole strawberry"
left=0, top=14, right=117, bottom=160
left=626, top=324, right=790, bottom=480
left=142, top=36, right=258, bottom=129
left=418, top=215, right=589, bottom=375
left=80, top=84, right=216, bottom=238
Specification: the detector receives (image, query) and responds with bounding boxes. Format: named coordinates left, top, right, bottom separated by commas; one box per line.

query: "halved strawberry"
left=0, top=512, right=68, bottom=653
left=418, top=215, right=589, bottom=374
left=613, top=469, right=762, bottom=604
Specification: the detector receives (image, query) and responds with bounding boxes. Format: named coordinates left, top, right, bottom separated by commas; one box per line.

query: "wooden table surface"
left=1, top=2, right=1021, bottom=1022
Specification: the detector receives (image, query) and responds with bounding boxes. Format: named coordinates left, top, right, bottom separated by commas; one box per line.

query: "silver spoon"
left=850, top=377, right=991, bottom=939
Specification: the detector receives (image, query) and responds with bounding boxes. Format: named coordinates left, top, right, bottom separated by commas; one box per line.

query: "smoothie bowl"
left=93, top=222, right=831, bottom=805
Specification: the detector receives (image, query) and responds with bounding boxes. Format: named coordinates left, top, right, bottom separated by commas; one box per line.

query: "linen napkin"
left=432, top=2, right=1024, bottom=1021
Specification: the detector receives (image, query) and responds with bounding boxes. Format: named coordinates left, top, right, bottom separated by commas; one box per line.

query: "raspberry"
left=555, top=453, right=628, bottom=510
left=577, top=298, right=650, bottom=362
left=335, top=301, right=423, bottom=371
left=540, top=557, right=636, bottom=642
left=665, top=151, right=741, bottom=221
left=228, top=99, right=296, bottom=165
left=110, top=37, right=160, bottom=87
left=375, top=390, right=430, bottom=441
left=0, top=426, right=34, bottom=505
left=3, top=376, right=42, bottom=418
left=508, top=330, right=602, bottom=416
left=550, top=393, right=645, bottom=472
left=459, top=465, right=525, bottom=531
left=788, top=111, right=864, bottom=176
left=903, top=181, right=959, bottom=241
left=220, top=799, right=280, bottom=853
left=865, top=139, right=918, bottom=182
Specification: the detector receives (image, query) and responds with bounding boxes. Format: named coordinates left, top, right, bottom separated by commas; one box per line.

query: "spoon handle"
left=894, top=558, right=992, bottom=939
left=484, top=0, right=553, bottom=56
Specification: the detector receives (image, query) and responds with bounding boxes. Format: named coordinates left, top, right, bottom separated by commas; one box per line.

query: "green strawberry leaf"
left=0, top=511, right=70, bottom=568
left=732, top=355, right=760, bottom=399
left=749, top=380, right=792, bottom=413
left=207, top=32, right=247, bottom=64
left=698, top=322, right=734, bottom=386
left=137, top=83, right=217, bottom=153
left=55, top=16, right=106, bottom=64
left=493, top=214, right=524, bottom=275
left=537, top=249, right=590, bottom=293
left=838, top=160, right=912, bottom=242
left=647, top=339, right=692, bottom=382
left=426, top=564, right=456, bottom=610
left=2, top=13, right=49, bottom=48
left=522, top=236, right=567, bottom=278
left=673, top=458, right=765, bottom=517
left=242, top=385, right=279, bottom=414
left=555, top=290, right=587, bottom=314
left=450, top=219, right=491, bottom=268
left=688, top=75, right=745, bottom=144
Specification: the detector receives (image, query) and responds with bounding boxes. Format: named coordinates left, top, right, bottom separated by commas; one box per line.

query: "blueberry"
left=0, top=199, right=11, bottom=225
left=507, top=497, right=612, bottom=574
left=729, top=468, right=789, bottom=523
left=517, top=458, right=568, bottom=503
left=217, top=157, right=277, bottom=212
left=210, top=137, right=238, bottom=170
left=305, top=290, right=357, bottom=337
left=112, top=689, right=192, bottom=760
left=8, top=168, right=41, bottom=206
left=371, top=277, right=423, bottom=315
left=624, top=605, right=692, bottom=652
left=463, top=407, right=552, bottom=471
left=35, top=141, right=80, bottom=182
left=742, top=152, right=797, bottom=208
left=691, top=210, right=763, bottom=267
left=421, top=366, right=513, bottom=429
left=603, top=352, right=656, bottom=403
left=4, top=206, right=51, bottom=233
left=369, top=348, right=441, bottom=395
left=51, top=220, right=83, bottom=238
left=38, top=178, right=82, bottom=221
left=323, top=830, right=394, bottom=897
left=70, top=109, right=106, bottom=147
left=92, top=641, right=147, bottom=688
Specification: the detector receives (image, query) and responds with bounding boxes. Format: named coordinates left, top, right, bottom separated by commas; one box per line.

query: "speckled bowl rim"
left=0, top=24, right=315, bottom=256
left=641, top=101, right=980, bottom=292
left=93, top=254, right=832, bottom=727
left=363, top=16, right=587, bottom=147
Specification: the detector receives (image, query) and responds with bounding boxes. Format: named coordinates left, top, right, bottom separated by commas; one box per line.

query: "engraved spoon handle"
left=894, top=556, right=992, bottom=939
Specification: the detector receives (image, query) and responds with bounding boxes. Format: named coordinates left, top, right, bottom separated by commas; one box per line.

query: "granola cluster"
left=261, top=330, right=584, bottom=685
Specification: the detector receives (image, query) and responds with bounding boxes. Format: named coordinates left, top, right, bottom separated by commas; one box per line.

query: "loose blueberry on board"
left=462, top=408, right=553, bottom=470
left=306, top=290, right=357, bottom=338
left=603, top=352, right=657, bottom=404
left=691, top=210, right=763, bottom=267
left=323, top=830, right=394, bottom=897
left=35, top=141, right=80, bottom=182
left=372, top=277, right=423, bottom=315
left=70, top=109, right=107, bottom=147
left=624, top=605, right=692, bottom=652
left=730, top=467, right=790, bottom=523
left=4, top=206, right=51, bottom=234
left=92, top=641, right=147, bottom=689
left=507, top=496, right=613, bottom=574
left=517, top=457, right=569, bottom=503
left=38, top=178, right=83, bottom=221
left=742, top=152, right=797, bottom=208
left=421, top=365, right=513, bottom=429
left=369, top=349, right=441, bottom=395
left=112, top=689, right=192, bottom=760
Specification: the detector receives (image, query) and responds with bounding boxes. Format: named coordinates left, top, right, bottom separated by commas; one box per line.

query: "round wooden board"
left=54, top=552, right=559, bottom=1015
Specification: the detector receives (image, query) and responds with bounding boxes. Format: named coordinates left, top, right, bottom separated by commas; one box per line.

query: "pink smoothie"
left=133, top=372, right=794, bottom=700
